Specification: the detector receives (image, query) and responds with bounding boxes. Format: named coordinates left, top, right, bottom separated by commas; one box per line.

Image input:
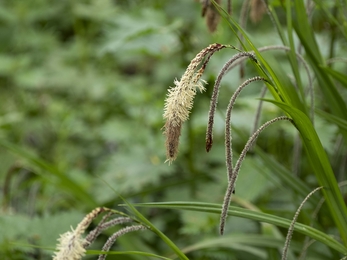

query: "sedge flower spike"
left=163, top=43, right=227, bottom=163
left=53, top=207, right=106, bottom=260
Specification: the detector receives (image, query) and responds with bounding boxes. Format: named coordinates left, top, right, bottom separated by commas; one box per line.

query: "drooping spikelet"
left=204, top=0, right=221, bottom=33
left=250, top=0, right=267, bottom=23
left=53, top=207, right=106, bottom=260
left=163, top=43, right=227, bottom=163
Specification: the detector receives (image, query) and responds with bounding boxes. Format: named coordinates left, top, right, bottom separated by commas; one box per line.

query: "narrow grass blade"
left=130, top=202, right=347, bottom=255
left=86, top=250, right=171, bottom=259
left=181, top=235, right=313, bottom=257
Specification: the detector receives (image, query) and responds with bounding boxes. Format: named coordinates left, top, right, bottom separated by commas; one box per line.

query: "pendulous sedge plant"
left=161, top=35, right=347, bottom=257
left=53, top=2, right=347, bottom=259
left=162, top=43, right=297, bottom=229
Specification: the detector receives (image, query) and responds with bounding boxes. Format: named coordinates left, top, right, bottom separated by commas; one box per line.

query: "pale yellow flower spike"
left=163, top=43, right=227, bottom=163
left=53, top=207, right=106, bottom=260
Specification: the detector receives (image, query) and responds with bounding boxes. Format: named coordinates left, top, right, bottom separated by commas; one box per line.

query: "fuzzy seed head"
left=53, top=227, right=86, bottom=260
left=163, top=43, right=226, bottom=163
left=53, top=208, right=106, bottom=260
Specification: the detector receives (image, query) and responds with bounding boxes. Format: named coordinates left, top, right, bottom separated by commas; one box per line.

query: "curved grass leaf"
left=181, top=234, right=326, bottom=258
left=127, top=202, right=347, bottom=255
left=86, top=250, right=171, bottom=259
left=184, top=236, right=267, bottom=259
left=10, top=244, right=170, bottom=260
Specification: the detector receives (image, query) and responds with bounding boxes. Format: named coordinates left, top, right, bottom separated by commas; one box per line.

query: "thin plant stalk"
left=251, top=85, right=267, bottom=143
left=220, top=116, right=293, bottom=235
left=225, top=76, right=267, bottom=182
left=98, top=225, right=147, bottom=260
left=299, top=181, right=347, bottom=258
left=206, top=52, right=258, bottom=152
left=84, top=217, right=133, bottom=248
left=281, top=187, right=323, bottom=260
left=84, top=212, right=114, bottom=247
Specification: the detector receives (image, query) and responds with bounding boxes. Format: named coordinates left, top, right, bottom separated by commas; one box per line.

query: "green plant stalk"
left=129, top=202, right=347, bottom=255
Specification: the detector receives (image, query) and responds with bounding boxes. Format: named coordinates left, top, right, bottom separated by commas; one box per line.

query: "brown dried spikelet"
left=205, top=0, right=221, bottom=33
left=163, top=43, right=227, bottom=163
left=201, top=0, right=209, bottom=17
left=164, top=121, right=182, bottom=163
left=250, top=0, right=267, bottom=23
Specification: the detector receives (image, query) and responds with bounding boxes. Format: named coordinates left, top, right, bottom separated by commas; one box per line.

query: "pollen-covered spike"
left=163, top=43, right=228, bottom=163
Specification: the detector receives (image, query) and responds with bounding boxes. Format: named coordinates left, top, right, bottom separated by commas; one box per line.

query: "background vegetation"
left=1, top=0, right=347, bottom=259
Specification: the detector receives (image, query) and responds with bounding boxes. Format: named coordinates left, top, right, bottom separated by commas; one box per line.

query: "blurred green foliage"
left=0, top=0, right=347, bottom=259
